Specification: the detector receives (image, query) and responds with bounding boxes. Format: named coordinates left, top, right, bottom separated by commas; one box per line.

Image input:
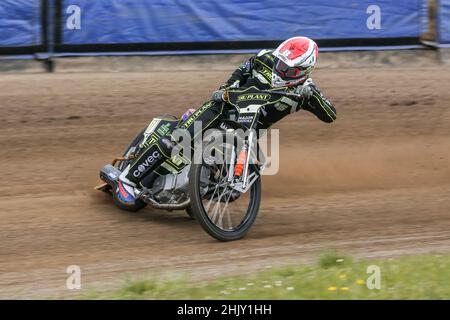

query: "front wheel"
left=189, top=134, right=261, bottom=241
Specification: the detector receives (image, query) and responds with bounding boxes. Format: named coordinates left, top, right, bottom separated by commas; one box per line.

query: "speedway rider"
left=115, top=36, right=337, bottom=205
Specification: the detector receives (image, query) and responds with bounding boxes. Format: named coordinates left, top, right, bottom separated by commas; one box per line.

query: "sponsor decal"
left=258, top=67, right=273, bottom=81
left=180, top=101, right=211, bottom=129
left=118, top=182, right=131, bottom=199
left=133, top=151, right=160, bottom=178
left=107, top=172, right=118, bottom=180
left=238, top=115, right=254, bottom=123
left=156, top=123, right=171, bottom=136
left=237, top=93, right=271, bottom=102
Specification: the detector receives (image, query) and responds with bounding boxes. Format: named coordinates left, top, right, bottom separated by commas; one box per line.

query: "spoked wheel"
left=189, top=132, right=261, bottom=241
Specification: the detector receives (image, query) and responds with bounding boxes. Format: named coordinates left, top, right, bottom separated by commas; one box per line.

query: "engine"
left=151, top=165, right=190, bottom=204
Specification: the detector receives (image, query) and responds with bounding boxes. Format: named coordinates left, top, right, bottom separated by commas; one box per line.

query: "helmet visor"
left=274, top=59, right=307, bottom=80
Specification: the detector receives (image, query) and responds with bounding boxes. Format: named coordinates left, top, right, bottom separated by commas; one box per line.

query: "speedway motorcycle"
left=96, top=86, right=301, bottom=241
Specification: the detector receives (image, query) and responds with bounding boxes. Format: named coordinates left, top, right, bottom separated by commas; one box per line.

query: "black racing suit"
left=126, top=49, right=337, bottom=186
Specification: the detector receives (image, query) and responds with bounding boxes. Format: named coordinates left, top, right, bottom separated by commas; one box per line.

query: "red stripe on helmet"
left=279, top=38, right=311, bottom=60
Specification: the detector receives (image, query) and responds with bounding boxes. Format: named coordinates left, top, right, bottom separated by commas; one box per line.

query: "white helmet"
left=272, top=36, right=319, bottom=87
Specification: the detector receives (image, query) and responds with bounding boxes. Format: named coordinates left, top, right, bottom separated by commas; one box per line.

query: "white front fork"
left=242, top=130, right=254, bottom=190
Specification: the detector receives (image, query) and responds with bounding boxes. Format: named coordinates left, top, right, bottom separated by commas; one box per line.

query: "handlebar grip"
left=223, top=90, right=229, bottom=102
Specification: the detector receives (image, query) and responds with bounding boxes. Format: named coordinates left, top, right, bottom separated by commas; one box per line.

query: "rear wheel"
left=189, top=131, right=261, bottom=241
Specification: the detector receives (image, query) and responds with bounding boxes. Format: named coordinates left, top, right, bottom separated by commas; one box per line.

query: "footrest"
left=94, top=182, right=111, bottom=193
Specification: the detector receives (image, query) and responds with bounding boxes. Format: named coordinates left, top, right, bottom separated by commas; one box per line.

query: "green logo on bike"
left=237, top=93, right=271, bottom=102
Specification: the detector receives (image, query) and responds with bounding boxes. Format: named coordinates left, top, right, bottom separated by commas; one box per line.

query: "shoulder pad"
left=257, top=49, right=272, bottom=57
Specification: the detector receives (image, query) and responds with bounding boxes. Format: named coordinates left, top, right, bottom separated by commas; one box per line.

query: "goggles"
left=274, top=59, right=307, bottom=80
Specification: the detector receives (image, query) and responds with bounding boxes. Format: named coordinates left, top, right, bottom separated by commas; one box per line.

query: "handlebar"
left=225, top=88, right=303, bottom=103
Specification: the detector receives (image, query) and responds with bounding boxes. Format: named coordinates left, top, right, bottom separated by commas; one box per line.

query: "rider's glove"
left=294, top=78, right=316, bottom=99
left=212, top=89, right=227, bottom=102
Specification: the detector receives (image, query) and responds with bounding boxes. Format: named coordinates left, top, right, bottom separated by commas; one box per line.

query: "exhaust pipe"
left=144, top=197, right=191, bottom=210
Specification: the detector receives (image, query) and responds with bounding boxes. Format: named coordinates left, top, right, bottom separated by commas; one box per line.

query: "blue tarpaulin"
left=0, top=0, right=431, bottom=55
left=61, top=0, right=427, bottom=45
left=438, top=0, right=450, bottom=44
left=0, top=0, right=42, bottom=47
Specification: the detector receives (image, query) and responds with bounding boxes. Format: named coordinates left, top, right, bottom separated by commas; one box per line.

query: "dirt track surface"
left=1, top=64, right=450, bottom=299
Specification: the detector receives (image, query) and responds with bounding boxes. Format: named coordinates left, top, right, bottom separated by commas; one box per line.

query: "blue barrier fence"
left=0, top=0, right=43, bottom=52
left=61, top=0, right=426, bottom=44
left=1, top=0, right=445, bottom=57
left=438, top=0, right=450, bottom=45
